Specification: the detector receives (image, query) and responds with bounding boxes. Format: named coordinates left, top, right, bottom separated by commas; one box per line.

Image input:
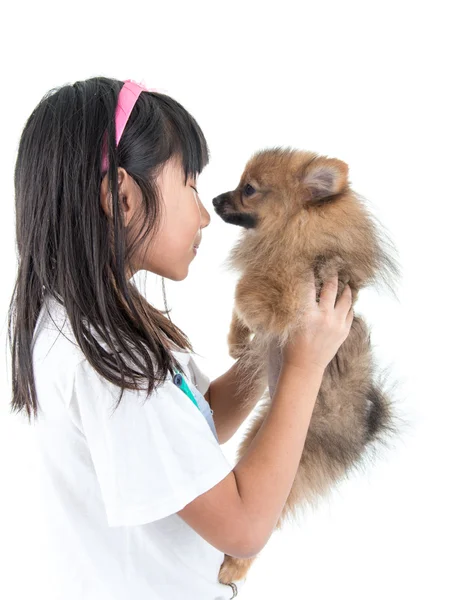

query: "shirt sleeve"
left=186, top=354, right=211, bottom=396
left=71, top=356, right=233, bottom=528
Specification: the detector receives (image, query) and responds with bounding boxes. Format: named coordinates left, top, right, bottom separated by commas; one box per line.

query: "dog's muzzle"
left=212, top=192, right=258, bottom=229
left=212, top=193, right=229, bottom=210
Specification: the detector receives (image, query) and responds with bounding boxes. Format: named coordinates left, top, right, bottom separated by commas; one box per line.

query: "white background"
left=1, top=1, right=449, bottom=598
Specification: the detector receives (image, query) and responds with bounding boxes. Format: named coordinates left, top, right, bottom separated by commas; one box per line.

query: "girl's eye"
left=191, top=186, right=198, bottom=194
left=243, top=184, right=255, bottom=196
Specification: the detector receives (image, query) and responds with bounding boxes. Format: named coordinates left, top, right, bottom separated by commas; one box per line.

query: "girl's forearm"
left=208, top=360, right=266, bottom=445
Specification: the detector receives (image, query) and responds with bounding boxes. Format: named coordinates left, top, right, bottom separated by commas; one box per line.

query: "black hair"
left=8, top=76, right=210, bottom=422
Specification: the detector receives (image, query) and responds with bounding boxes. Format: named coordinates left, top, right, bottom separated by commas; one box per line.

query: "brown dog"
left=212, top=147, right=405, bottom=585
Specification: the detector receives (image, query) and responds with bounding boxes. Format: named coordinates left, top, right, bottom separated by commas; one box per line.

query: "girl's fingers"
left=304, top=268, right=318, bottom=305
left=318, top=273, right=339, bottom=309
left=338, top=284, right=353, bottom=315
left=346, top=306, right=354, bottom=326
left=305, top=272, right=353, bottom=317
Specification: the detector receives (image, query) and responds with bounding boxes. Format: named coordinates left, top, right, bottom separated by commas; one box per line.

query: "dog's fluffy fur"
left=213, top=147, right=405, bottom=585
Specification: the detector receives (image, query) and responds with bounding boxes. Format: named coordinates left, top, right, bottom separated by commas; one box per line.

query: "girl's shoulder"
left=33, top=294, right=208, bottom=395
left=33, top=294, right=86, bottom=370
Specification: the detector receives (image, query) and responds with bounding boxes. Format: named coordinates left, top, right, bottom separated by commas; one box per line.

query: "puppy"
left=212, top=147, right=405, bottom=585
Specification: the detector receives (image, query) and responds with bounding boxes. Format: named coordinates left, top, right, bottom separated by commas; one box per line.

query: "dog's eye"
left=243, top=184, right=256, bottom=196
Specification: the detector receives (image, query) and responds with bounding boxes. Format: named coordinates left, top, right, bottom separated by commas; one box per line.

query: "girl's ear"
left=100, top=168, right=139, bottom=227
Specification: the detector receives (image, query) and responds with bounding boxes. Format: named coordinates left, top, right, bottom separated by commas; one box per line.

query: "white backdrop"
left=1, top=1, right=449, bottom=598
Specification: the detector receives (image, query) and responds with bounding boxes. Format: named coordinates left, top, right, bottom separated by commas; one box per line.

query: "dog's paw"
left=227, top=332, right=252, bottom=360
left=229, top=344, right=246, bottom=360
left=218, top=553, right=255, bottom=585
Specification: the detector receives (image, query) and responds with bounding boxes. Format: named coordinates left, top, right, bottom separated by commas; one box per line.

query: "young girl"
left=8, top=77, right=353, bottom=599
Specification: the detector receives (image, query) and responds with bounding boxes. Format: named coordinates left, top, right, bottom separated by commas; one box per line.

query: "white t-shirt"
left=30, top=294, right=246, bottom=599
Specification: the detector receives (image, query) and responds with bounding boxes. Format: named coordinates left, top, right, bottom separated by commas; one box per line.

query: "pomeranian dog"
left=212, top=147, right=404, bottom=586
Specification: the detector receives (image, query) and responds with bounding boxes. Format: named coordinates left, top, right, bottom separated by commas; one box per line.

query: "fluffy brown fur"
left=212, top=147, right=405, bottom=586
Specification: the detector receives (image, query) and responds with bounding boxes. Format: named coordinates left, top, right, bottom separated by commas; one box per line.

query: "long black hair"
left=8, top=76, right=211, bottom=422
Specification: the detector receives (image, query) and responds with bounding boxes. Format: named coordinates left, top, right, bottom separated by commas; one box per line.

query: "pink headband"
left=101, top=78, right=167, bottom=174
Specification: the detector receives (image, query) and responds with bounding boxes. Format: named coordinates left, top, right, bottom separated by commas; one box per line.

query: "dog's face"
left=212, top=147, right=350, bottom=230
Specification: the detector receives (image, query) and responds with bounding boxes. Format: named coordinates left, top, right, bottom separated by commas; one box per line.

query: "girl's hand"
left=267, top=271, right=354, bottom=396
left=282, top=271, right=354, bottom=372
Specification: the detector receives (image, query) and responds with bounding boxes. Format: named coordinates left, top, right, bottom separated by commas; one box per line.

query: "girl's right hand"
left=282, top=271, right=354, bottom=373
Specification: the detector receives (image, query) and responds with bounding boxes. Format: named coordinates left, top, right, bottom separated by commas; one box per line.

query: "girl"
left=8, top=77, right=353, bottom=599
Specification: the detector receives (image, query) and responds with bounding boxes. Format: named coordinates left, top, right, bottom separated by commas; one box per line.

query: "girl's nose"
left=200, top=201, right=211, bottom=228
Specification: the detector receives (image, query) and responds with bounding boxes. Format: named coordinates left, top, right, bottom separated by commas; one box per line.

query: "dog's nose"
left=212, top=193, right=228, bottom=208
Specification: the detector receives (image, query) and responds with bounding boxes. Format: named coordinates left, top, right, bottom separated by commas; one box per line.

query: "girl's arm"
left=206, top=360, right=266, bottom=445
left=177, top=362, right=324, bottom=559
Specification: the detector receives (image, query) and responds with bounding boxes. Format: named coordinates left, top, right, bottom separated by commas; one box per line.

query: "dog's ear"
left=302, top=157, right=349, bottom=203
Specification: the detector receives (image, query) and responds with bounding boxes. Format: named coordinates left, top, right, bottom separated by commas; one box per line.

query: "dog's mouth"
left=212, top=193, right=259, bottom=229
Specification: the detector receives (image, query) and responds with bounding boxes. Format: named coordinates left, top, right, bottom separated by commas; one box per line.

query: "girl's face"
left=100, top=155, right=211, bottom=281
left=141, top=155, right=211, bottom=280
